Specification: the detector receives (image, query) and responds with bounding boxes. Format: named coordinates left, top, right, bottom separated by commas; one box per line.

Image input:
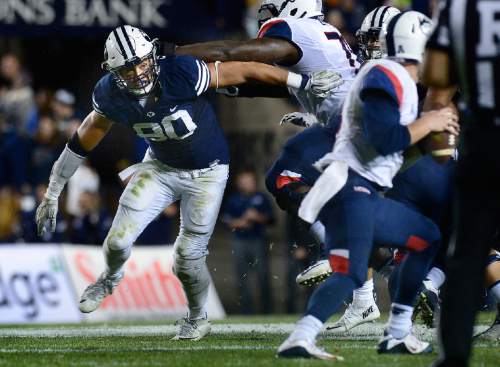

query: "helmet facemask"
left=257, top=3, right=280, bottom=28
left=357, top=28, right=383, bottom=60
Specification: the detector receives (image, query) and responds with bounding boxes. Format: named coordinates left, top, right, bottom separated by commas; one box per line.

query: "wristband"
left=287, top=72, right=310, bottom=90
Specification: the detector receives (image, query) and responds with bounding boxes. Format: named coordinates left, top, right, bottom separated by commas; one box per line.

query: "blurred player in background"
left=423, top=0, right=500, bottom=365
left=278, top=12, right=460, bottom=360
left=35, top=24, right=339, bottom=340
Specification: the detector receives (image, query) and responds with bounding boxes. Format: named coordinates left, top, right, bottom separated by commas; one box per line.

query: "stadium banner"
left=62, top=245, right=226, bottom=321
left=0, top=245, right=82, bottom=324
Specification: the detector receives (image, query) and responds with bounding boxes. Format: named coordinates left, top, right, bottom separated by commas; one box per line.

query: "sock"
left=310, top=221, right=326, bottom=244
left=489, top=281, right=500, bottom=304
left=104, top=245, right=131, bottom=276
left=425, top=267, right=446, bottom=290
left=387, top=303, right=413, bottom=339
left=353, top=278, right=375, bottom=305
left=289, top=315, right=324, bottom=343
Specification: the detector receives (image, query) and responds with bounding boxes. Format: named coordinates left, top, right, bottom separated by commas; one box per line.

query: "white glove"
left=280, top=112, right=318, bottom=128
left=35, top=198, right=58, bottom=236
left=306, top=71, right=344, bottom=98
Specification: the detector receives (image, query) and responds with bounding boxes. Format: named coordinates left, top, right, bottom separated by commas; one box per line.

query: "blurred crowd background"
left=0, top=0, right=431, bottom=313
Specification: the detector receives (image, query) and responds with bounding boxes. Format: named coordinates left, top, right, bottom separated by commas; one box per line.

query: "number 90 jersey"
left=92, top=55, right=229, bottom=170
left=258, top=17, right=360, bottom=126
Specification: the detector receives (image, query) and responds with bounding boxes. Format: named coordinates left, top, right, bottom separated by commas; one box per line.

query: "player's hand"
left=280, top=112, right=318, bottom=128
left=422, top=107, right=460, bottom=135
left=35, top=198, right=58, bottom=236
left=306, top=71, right=344, bottom=98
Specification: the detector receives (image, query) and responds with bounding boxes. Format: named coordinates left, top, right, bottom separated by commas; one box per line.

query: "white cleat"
left=277, top=337, right=344, bottom=361
left=171, top=315, right=211, bottom=341
left=296, top=259, right=332, bottom=286
left=327, top=300, right=381, bottom=333
left=78, top=271, right=123, bottom=313
left=377, top=331, right=432, bottom=354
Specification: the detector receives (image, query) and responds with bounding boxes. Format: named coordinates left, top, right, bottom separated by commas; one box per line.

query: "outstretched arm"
left=36, top=111, right=113, bottom=235
left=176, top=38, right=300, bottom=65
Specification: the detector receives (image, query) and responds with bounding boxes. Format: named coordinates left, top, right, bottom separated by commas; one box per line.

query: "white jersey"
left=331, top=59, right=419, bottom=188
left=258, top=17, right=359, bottom=125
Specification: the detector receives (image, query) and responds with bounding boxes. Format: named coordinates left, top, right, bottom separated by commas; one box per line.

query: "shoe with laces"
left=79, top=271, right=123, bottom=313
left=412, top=281, right=440, bottom=328
left=327, top=300, right=380, bottom=333
left=377, top=331, right=432, bottom=354
left=277, top=337, right=344, bottom=360
left=171, top=314, right=211, bottom=341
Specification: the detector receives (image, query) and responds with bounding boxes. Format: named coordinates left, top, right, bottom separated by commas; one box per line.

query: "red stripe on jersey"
left=375, top=65, right=403, bottom=106
left=406, top=235, right=430, bottom=252
left=329, top=254, right=349, bottom=274
left=276, top=175, right=301, bottom=189
left=257, top=19, right=285, bottom=39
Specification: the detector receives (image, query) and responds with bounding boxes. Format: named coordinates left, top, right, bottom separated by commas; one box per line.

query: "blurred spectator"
left=0, top=187, right=20, bottom=242
left=222, top=168, right=274, bottom=314
left=136, top=204, right=179, bottom=245
left=52, top=89, right=83, bottom=139
left=0, top=54, right=34, bottom=133
left=18, top=184, right=68, bottom=243
left=325, top=0, right=366, bottom=47
left=30, top=114, right=65, bottom=186
left=25, top=88, right=54, bottom=137
left=0, top=109, right=30, bottom=189
left=66, top=163, right=100, bottom=217
left=69, top=191, right=112, bottom=245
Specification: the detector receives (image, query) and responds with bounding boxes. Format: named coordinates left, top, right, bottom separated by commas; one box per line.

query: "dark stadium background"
left=0, top=0, right=429, bottom=315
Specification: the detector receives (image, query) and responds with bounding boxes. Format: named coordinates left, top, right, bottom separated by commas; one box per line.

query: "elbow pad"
left=45, top=145, right=86, bottom=200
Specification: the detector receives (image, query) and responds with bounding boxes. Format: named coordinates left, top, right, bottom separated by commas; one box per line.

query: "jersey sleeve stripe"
left=196, top=60, right=210, bottom=96
left=194, top=60, right=203, bottom=92
left=257, top=19, right=285, bottom=38
left=374, top=65, right=403, bottom=105
left=92, top=94, right=106, bottom=116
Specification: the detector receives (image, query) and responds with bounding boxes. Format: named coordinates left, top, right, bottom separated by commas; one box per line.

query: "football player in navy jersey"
left=34, top=25, right=341, bottom=340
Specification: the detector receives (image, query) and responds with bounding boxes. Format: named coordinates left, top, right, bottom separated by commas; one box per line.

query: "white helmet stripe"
left=115, top=27, right=132, bottom=59
left=377, top=6, right=391, bottom=28
left=370, top=6, right=382, bottom=27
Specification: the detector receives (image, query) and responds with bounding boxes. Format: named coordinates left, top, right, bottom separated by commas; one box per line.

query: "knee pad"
left=105, top=230, right=133, bottom=252
left=173, top=256, right=210, bottom=287
left=174, top=228, right=210, bottom=260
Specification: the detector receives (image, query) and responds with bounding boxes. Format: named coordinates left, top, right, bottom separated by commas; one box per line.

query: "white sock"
left=353, top=278, right=375, bottom=305
left=489, top=281, right=500, bottom=304
left=425, top=267, right=446, bottom=290
left=289, top=315, right=323, bottom=343
left=309, top=221, right=326, bottom=244
left=387, top=303, right=413, bottom=339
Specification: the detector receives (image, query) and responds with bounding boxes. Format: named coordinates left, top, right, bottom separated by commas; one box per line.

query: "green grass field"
left=0, top=314, right=498, bottom=367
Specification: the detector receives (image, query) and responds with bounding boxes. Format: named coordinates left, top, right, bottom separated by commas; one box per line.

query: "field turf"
left=0, top=314, right=498, bottom=367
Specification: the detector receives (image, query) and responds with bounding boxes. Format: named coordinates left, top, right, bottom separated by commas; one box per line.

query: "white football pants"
left=103, top=150, right=228, bottom=319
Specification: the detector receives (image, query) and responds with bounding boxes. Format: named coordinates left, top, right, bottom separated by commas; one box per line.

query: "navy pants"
left=307, top=172, right=441, bottom=322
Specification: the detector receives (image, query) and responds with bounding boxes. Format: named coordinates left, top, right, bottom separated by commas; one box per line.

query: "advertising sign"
left=0, top=245, right=82, bottom=323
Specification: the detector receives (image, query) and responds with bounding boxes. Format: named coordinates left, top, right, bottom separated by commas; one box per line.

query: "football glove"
left=280, top=112, right=318, bottom=128
left=35, top=198, right=58, bottom=235
left=306, top=70, right=344, bottom=98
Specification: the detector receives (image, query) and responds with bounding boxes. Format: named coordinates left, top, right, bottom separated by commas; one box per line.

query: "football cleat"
left=377, top=331, right=432, bottom=354
left=474, top=306, right=500, bottom=341
left=327, top=300, right=380, bottom=333
left=171, top=314, right=211, bottom=341
left=412, top=281, right=440, bottom=328
left=296, top=259, right=332, bottom=286
left=277, top=337, right=344, bottom=361
left=79, top=271, right=123, bottom=313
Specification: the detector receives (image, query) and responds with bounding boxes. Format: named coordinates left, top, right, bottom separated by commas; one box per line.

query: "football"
left=419, top=131, right=458, bottom=164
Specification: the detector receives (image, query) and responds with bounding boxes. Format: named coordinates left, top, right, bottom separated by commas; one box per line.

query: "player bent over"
left=35, top=25, right=340, bottom=340
left=277, top=12, right=460, bottom=360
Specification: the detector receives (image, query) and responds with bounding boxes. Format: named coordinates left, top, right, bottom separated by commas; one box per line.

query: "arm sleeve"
left=426, top=0, right=451, bottom=53
left=257, top=19, right=302, bottom=65
left=360, top=89, right=410, bottom=156
left=170, top=56, right=211, bottom=99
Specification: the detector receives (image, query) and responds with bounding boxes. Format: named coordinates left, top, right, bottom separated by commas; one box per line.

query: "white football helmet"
left=380, top=11, right=433, bottom=64
left=102, top=25, right=160, bottom=97
left=357, top=6, right=401, bottom=60
left=258, top=0, right=323, bottom=27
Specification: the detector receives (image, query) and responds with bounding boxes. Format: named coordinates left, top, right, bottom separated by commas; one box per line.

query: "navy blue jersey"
left=265, top=124, right=336, bottom=196
left=92, top=55, right=229, bottom=169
